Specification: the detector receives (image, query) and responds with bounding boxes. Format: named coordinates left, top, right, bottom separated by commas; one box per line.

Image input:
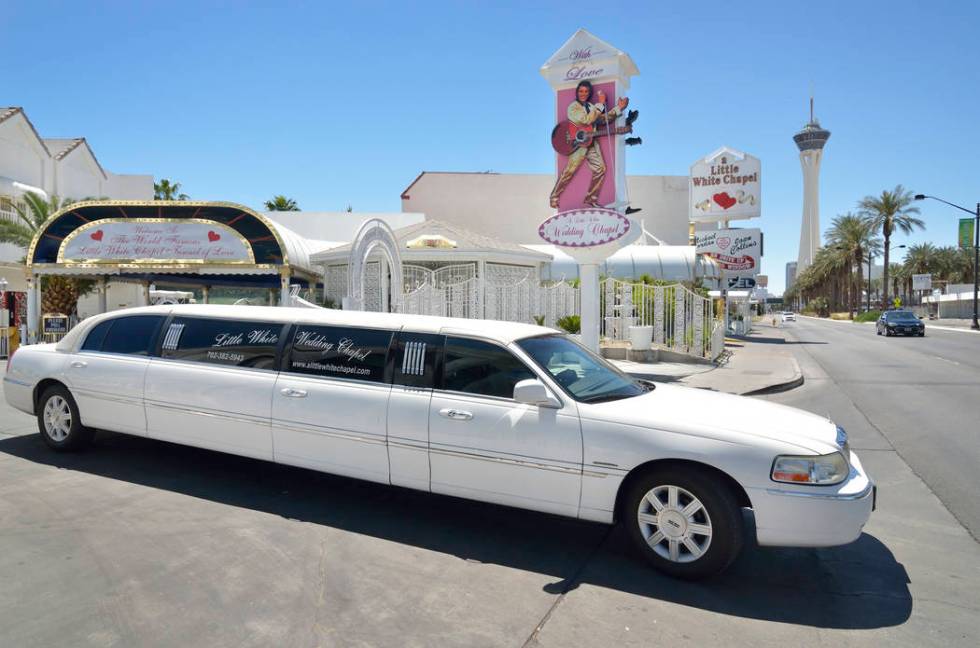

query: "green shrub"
left=854, top=310, right=881, bottom=323
left=556, top=315, right=581, bottom=334
left=532, top=315, right=545, bottom=326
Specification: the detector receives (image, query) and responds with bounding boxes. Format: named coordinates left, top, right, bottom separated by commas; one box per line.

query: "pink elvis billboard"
left=548, top=80, right=627, bottom=212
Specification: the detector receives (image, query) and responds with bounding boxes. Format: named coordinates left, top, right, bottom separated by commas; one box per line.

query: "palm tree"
left=858, top=185, right=924, bottom=308
left=0, top=192, right=92, bottom=316
left=154, top=179, right=189, bottom=201
left=264, top=195, right=300, bottom=211
left=826, top=213, right=880, bottom=317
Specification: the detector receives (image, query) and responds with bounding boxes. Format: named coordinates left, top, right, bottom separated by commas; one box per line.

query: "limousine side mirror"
left=514, top=379, right=560, bottom=408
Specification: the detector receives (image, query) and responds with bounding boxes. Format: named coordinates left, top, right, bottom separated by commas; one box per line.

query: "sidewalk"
left=613, top=322, right=803, bottom=395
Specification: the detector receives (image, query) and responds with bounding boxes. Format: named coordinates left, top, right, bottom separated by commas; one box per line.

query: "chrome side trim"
left=144, top=399, right=269, bottom=426
left=272, top=420, right=388, bottom=447
left=388, top=438, right=428, bottom=452
left=73, top=387, right=142, bottom=406
left=429, top=445, right=582, bottom=476
left=765, top=482, right=874, bottom=501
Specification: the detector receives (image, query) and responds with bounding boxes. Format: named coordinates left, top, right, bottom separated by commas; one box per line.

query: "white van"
left=3, top=305, right=874, bottom=578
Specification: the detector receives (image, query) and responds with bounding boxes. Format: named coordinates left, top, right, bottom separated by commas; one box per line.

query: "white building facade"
left=400, top=171, right=691, bottom=246
left=0, top=107, right=153, bottom=263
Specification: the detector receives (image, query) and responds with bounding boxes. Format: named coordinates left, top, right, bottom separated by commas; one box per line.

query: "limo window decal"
left=294, top=330, right=372, bottom=362
left=211, top=329, right=279, bottom=348
left=402, top=341, right=426, bottom=376
left=162, top=323, right=185, bottom=351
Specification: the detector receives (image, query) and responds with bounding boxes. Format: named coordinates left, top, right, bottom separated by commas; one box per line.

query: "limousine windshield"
left=518, top=335, right=648, bottom=403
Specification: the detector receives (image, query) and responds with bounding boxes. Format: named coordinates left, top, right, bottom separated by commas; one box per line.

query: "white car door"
left=428, top=336, right=582, bottom=518
left=144, top=316, right=283, bottom=460
left=66, top=314, right=167, bottom=436
left=386, top=331, right=444, bottom=492
left=271, top=323, right=394, bottom=485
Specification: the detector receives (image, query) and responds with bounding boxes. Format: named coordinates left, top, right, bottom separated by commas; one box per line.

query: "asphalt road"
left=770, top=317, right=980, bottom=540
left=2, top=343, right=979, bottom=646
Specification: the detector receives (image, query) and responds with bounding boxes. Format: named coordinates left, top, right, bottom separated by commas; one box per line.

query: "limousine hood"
left=582, top=383, right=840, bottom=455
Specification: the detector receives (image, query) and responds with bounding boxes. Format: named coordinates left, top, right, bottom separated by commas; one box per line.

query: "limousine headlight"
left=771, top=452, right=849, bottom=485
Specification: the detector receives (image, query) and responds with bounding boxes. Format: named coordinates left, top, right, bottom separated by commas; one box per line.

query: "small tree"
left=154, top=179, right=189, bottom=201
left=264, top=195, right=300, bottom=211
left=0, top=192, right=94, bottom=317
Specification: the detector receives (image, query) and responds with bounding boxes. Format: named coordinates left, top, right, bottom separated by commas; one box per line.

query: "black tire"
left=36, top=385, right=94, bottom=452
left=876, top=327, right=882, bottom=335
left=885, top=329, right=891, bottom=337
left=622, top=466, right=744, bottom=579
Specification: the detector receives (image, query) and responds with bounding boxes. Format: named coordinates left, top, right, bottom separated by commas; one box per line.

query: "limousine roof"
left=57, top=304, right=555, bottom=352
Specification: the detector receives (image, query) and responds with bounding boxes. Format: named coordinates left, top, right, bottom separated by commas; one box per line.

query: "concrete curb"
left=740, top=363, right=805, bottom=396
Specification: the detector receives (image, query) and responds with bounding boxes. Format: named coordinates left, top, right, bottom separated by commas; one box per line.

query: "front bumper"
left=748, top=451, right=875, bottom=548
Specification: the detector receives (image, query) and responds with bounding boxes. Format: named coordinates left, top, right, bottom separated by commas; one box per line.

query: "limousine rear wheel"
left=624, top=467, right=743, bottom=579
left=37, top=385, right=94, bottom=451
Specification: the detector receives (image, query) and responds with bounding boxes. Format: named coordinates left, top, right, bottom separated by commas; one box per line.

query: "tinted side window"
left=288, top=325, right=392, bottom=383
left=100, top=316, right=165, bottom=356
left=81, top=319, right=114, bottom=352
left=392, top=332, right=444, bottom=388
left=161, top=317, right=283, bottom=369
left=442, top=337, right=535, bottom=399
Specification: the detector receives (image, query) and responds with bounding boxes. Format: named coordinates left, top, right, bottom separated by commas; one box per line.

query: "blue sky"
left=6, top=0, right=978, bottom=294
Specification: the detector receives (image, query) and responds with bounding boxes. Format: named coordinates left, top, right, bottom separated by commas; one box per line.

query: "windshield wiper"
left=580, top=391, right=643, bottom=403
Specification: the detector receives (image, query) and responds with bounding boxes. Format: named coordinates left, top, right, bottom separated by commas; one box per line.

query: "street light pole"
left=913, top=194, right=979, bottom=329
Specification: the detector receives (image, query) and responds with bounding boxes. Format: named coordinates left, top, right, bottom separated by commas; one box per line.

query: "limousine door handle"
left=69, top=360, right=87, bottom=369
left=280, top=387, right=308, bottom=398
left=439, top=408, right=473, bottom=421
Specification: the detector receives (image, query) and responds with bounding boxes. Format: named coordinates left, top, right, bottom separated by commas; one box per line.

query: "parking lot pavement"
left=1, top=375, right=979, bottom=646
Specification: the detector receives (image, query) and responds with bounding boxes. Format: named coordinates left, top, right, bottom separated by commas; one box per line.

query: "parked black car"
left=876, top=310, right=925, bottom=337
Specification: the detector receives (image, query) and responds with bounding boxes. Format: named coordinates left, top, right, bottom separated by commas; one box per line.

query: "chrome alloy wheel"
left=43, top=395, right=72, bottom=442
left=637, top=484, right=713, bottom=563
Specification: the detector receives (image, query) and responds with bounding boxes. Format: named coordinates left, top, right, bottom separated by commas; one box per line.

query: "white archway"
left=344, top=219, right=403, bottom=312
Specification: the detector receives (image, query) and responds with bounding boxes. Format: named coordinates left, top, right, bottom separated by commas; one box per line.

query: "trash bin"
left=629, top=325, right=653, bottom=350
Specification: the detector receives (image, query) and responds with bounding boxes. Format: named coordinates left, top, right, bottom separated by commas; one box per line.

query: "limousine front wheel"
left=37, top=385, right=94, bottom=451
left=624, top=467, right=743, bottom=579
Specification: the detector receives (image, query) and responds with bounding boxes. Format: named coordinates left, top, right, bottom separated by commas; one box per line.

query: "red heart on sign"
left=717, top=237, right=731, bottom=250
left=90, top=230, right=104, bottom=241
left=712, top=192, right=737, bottom=210
left=208, top=231, right=220, bottom=242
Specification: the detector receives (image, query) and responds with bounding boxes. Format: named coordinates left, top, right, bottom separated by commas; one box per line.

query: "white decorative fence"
left=601, top=279, right=720, bottom=360
left=327, top=260, right=720, bottom=361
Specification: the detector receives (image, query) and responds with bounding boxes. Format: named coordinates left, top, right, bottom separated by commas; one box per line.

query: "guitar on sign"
left=551, top=121, right=633, bottom=156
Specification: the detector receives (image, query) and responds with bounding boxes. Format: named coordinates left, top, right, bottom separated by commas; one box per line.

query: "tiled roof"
left=43, top=138, right=85, bottom=160
left=41, top=137, right=106, bottom=178
left=0, top=107, right=51, bottom=156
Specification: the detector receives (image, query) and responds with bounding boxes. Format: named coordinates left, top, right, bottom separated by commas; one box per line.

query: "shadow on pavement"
left=734, top=335, right=828, bottom=345
left=0, top=432, right=911, bottom=630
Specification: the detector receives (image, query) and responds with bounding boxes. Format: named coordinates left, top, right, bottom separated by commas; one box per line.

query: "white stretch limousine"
left=3, top=305, right=875, bottom=578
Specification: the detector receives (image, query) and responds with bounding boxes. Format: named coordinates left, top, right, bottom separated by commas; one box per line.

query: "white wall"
left=104, top=173, right=154, bottom=199
left=400, top=172, right=689, bottom=245
left=0, top=114, right=47, bottom=190
left=54, top=147, right=105, bottom=199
